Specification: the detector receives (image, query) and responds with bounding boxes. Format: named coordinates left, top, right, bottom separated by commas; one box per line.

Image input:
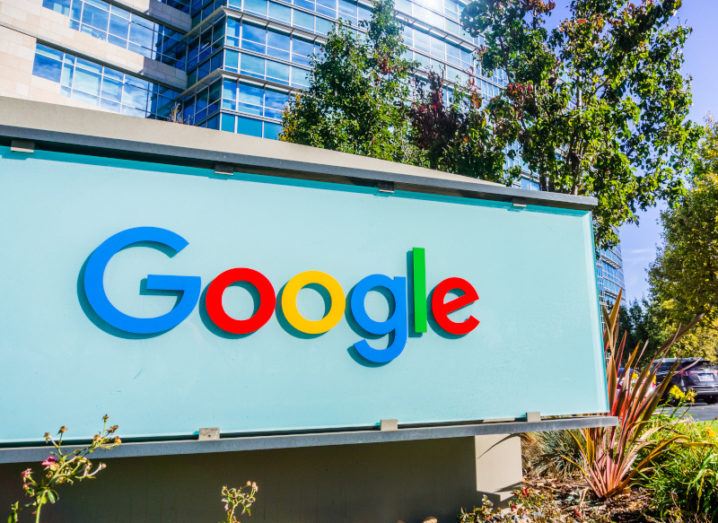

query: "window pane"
left=222, top=78, right=237, bottom=110
left=224, top=49, right=239, bottom=72
left=74, top=66, right=102, bottom=96
left=316, top=17, right=333, bottom=35
left=226, top=17, right=241, bottom=46
left=81, top=2, right=109, bottom=31
left=264, top=122, right=281, bottom=139
left=42, top=0, right=71, bottom=15
left=292, top=38, right=314, bottom=66
left=242, top=24, right=267, bottom=53
left=221, top=112, right=236, bottom=132
left=294, top=11, right=314, bottom=30
left=316, top=0, right=336, bottom=16
left=244, top=0, right=267, bottom=15
left=237, top=117, right=262, bottom=137
left=267, top=31, right=290, bottom=60
left=264, top=89, right=288, bottom=119
left=266, top=60, right=289, bottom=84
left=238, top=83, right=263, bottom=115
left=240, top=54, right=265, bottom=79
left=32, top=46, right=63, bottom=82
left=268, top=2, right=291, bottom=23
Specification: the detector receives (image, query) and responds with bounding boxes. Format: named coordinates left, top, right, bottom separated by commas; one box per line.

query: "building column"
left=474, top=433, right=523, bottom=505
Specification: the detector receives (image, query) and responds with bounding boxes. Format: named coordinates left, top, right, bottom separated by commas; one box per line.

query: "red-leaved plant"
left=570, top=290, right=702, bottom=498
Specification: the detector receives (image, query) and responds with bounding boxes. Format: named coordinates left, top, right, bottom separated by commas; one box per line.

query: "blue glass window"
left=225, top=49, right=240, bottom=72
left=264, top=122, right=282, bottom=140
left=42, top=0, right=182, bottom=65
left=222, top=78, right=237, bottom=110
left=294, top=11, right=314, bottom=30
left=264, top=89, right=289, bottom=119
left=238, top=83, right=264, bottom=116
left=221, top=112, right=236, bottom=132
left=226, top=18, right=241, bottom=47
left=242, top=24, right=267, bottom=53
left=32, top=44, right=179, bottom=119
left=244, top=0, right=267, bottom=15
left=241, top=55, right=265, bottom=79
left=32, top=45, right=63, bottom=82
left=316, top=0, right=336, bottom=17
left=292, top=39, right=314, bottom=66
left=237, top=117, right=263, bottom=137
left=268, top=2, right=291, bottom=23
left=42, top=0, right=71, bottom=15
left=266, top=60, right=290, bottom=84
left=267, top=31, right=291, bottom=60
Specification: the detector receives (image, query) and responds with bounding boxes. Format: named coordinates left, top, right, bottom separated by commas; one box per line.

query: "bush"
left=641, top=421, right=718, bottom=521
left=522, top=430, right=582, bottom=479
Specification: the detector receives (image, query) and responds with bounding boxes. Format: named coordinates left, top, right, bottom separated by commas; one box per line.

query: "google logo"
left=82, top=227, right=480, bottom=364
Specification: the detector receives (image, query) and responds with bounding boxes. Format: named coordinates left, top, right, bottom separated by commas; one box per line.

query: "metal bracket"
left=10, top=139, right=34, bottom=153
left=198, top=427, right=221, bottom=441
left=380, top=419, right=399, bottom=431
left=213, top=163, right=234, bottom=176
left=377, top=181, right=395, bottom=194
left=525, top=411, right=541, bottom=423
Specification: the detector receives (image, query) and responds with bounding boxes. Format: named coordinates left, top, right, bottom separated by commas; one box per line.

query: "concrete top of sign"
left=0, top=96, right=597, bottom=210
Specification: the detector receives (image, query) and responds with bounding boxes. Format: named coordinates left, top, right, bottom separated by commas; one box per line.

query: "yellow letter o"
left=281, top=271, right=345, bottom=334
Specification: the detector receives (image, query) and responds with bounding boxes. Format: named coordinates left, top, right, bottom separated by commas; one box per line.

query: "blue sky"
left=618, top=0, right=718, bottom=302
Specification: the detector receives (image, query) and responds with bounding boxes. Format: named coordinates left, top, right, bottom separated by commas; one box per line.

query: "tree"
left=460, top=0, right=701, bottom=246
left=409, top=72, right=522, bottom=185
left=648, top=121, right=718, bottom=361
left=280, top=0, right=417, bottom=163
left=618, top=299, right=658, bottom=357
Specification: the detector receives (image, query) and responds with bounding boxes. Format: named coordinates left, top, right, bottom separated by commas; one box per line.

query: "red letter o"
left=205, top=268, right=276, bottom=335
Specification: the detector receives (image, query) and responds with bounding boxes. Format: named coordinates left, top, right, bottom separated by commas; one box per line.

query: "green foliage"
left=646, top=120, right=718, bottom=361
left=280, top=0, right=417, bottom=163
left=461, top=0, right=701, bottom=246
left=618, top=299, right=663, bottom=362
left=7, top=417, right=121, bottom=523
left=409, top=73, right=521, bottom=185
left=641, top=421, right=718, bottom=521
left=221, top=481, right=258, bottom=523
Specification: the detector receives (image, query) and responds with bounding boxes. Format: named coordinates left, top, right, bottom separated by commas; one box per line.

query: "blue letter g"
left=82, top=227, right=201, bottom=335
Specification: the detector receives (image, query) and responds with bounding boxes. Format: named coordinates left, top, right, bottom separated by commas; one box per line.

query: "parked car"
left=652, top=358, right=718, bottom=404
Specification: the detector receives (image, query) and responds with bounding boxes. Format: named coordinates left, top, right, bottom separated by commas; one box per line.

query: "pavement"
left=684, top=402, right=718, bottom=422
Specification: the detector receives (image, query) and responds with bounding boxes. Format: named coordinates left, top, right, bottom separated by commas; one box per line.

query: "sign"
left=82, top=227, right=479, bottom=364
left=0, top=146, right=607, bottom=444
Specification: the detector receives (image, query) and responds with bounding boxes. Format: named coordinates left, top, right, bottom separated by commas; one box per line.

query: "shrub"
left=221, top=481, right=258, bottom=523
left=523, top=430, right=582, bottom=479
left=7, top=416, right=121, bottom=523
left=641, top=421, right=718, bottom=521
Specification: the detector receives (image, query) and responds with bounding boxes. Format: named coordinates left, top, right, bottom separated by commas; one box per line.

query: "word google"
left=82, top=227, right=480, bottom=363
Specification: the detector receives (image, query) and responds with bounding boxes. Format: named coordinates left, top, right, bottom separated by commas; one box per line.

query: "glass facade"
left=33, top=0, right=625, bottom=303
left=32, top=44, right=179, bottom=119
left=596, top=244, right=626, bottom=307
left=42, top=0, right=184, bottom=65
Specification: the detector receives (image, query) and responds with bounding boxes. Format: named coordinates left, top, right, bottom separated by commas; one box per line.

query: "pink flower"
left=41, top=456, right=57, bottom=469
left=20, top=468, right=32, bottom=480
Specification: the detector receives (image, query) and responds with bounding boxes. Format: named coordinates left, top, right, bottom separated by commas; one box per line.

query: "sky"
left=618, top=0, right=718, bottom=302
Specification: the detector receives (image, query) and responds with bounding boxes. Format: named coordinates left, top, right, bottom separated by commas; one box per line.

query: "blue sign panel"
left=0, top=146, right=607, bottom=444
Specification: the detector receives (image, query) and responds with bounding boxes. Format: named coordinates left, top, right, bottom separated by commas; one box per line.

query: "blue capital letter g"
left=82, top=227, right=201, bottom=335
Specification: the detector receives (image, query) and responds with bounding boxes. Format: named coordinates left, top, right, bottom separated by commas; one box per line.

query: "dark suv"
left=653, top=358, right=718, bottom=404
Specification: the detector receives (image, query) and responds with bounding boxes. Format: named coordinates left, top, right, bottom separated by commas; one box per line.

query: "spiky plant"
left=570, top=290, right=702, bottom=498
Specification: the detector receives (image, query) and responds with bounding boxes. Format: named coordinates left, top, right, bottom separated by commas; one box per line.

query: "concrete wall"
left=0, top=438, right=483, bottom=523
